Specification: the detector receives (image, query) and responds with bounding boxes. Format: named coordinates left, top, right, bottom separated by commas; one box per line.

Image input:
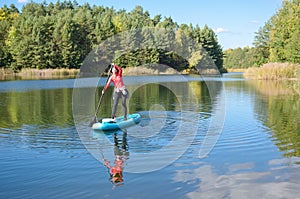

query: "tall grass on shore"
left=244, top=63, right=300, bottom=80
left=0, top=68, right=79, bottom=80
left=0, top=68, right=15, bottom=80
left=123, top=64, right=180, bottom=76
left=123, top=64, right=221, bottom=76
left=18, top=68, right=79, bottom=79
left=226, top=68, right=247, bottom=73
left=0, top=68, right=14, bottom=75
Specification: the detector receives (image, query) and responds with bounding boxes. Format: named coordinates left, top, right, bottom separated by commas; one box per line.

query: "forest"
left=0, top=1, right=223, bottom=73
left=1, top=0, right=299, bottom=73
left=224, top=0, right=300, bottom=69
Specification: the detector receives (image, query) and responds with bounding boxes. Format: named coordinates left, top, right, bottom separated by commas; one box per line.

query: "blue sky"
left=1, top=0, right=282, bottom=49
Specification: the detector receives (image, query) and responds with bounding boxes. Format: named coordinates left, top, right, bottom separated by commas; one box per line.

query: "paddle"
left=89, top=65, right=112, bottom=127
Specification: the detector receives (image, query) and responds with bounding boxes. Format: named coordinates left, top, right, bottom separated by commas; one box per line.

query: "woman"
left=102, top=63, right=129, bottom=121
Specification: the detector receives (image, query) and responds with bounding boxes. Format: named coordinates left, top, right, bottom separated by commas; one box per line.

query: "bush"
left=244, top=62, right=300, bottom=80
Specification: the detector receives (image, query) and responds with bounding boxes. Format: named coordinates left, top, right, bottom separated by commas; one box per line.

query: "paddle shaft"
left=90, top=65, right=112, bottom=126
left=93, top=92, right=104, bottom=119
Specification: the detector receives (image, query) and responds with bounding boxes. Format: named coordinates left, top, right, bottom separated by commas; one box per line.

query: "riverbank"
left=244, top=62, right=300, bottom=80
left=123, top=64, right=222, bottom=76
left=123, top=65, right=180, bottom=75
left=226, top=68, right=247, bottom=73
left=0, top=68, right=79, bottom=80
left=1, top=65, right=222, bottom=80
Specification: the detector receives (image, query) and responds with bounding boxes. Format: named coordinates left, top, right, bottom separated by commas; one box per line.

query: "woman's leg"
left=121, top=94, right=128, bottom=120
left=112, top=92, right=121, bottom=118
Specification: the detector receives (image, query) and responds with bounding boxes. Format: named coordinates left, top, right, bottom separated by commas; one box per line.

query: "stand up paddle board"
left=92, top=113, right=141, bottom=131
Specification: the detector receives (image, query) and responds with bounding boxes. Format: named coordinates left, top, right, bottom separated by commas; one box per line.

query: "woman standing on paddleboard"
left=102, top=63, right=129, bottom=121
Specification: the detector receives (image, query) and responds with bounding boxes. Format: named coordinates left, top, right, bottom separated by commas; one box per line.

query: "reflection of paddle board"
left=92, top=113, right=141, bottom=131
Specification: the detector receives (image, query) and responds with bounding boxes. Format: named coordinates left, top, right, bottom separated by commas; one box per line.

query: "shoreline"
left=0, top=68, right=79, bottom=80
left=1, top=66, right=222, bottom=80
left=226, top=68, right=247, bottom=73
left=1, top=63, right=299, bottom=81
left=244, top=63, right=300, bottom=80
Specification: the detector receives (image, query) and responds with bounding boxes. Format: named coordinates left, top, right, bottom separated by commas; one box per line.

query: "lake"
left=1, top=73, right=300, bottom=198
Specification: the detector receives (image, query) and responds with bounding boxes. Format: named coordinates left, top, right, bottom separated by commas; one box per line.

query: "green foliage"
left=253, top=20, right=272, bottom=65
left=0, top=5, right=19, bottom=68
left=254, top=0, right=300, bottom=64
left=198, top=25, right=223, bottom=69
left=227, top=0, right=300, bottom=69
left=0, top=1, right=224, bottom=73
left=223, top=47, right=261, bottom=68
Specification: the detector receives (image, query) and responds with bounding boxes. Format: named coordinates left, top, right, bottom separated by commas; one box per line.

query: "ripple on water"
left=203, top=120, right=279, bottom=160
left=0, top=124, right=83, bottom=151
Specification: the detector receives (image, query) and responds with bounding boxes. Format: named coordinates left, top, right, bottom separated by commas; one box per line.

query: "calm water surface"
left=1, top=73, right=300, bottom=198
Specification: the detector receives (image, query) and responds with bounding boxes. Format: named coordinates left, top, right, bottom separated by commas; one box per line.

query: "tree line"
left=0, top=1, right=224, bottom=73
left=224, top=0, right=300, bottom=69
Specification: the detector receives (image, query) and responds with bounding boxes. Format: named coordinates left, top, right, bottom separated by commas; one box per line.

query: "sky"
left=1, top=0, right=283, bottom=49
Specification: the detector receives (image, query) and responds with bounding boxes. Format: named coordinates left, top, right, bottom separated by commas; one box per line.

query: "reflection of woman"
left=103, top=156, right=124, bottom=185
left=103, top=130, right=128, bottom=186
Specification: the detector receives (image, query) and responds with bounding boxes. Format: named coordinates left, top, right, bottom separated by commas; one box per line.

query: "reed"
left=244, top=63, right=300, bottom=80
left=123, top=64, right=180, bottom=76
left=227, top=68, right=247, bottom=73
left=0, top=68, right=15, bottom=80
left=123, top=64, right=222, bottom=76
left=0, top=68, right=14, bottom=76
left=17, top=68, right=79, bottom=79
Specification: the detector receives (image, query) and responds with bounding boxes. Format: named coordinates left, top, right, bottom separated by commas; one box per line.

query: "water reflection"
left=97, top=80, right=217, bottom=117
left=2, top=76, right=300, bottom=198
left=248, top=80, right=300, bottom=161
left=173, top=161, right=300, bottom=199
left=0, top=88, right=74, bottom=128
left=248, top=79, right=300, bottom=96
left=94, top=130, right=129, bottom=187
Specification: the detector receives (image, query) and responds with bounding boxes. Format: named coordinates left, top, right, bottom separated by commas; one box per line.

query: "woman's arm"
left=102, top=76, right=112, bottom=94
left=114, top=65, right=122, bottom=77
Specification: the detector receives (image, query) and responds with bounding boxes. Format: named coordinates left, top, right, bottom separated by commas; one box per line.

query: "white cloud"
left=249, top=20, right=260, bottom=24
left=214, top=27, right=229, bottom=33
left=173, top=163, right=300, bottom=199
left=17, top=0, right=28, bottom=3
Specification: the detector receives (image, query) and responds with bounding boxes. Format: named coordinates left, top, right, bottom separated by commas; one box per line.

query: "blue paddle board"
left=92, top=113, right=141, bottom=131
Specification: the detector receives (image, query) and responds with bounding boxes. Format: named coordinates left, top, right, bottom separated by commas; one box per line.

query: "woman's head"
left=110, top=64, right=119, bottom=74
